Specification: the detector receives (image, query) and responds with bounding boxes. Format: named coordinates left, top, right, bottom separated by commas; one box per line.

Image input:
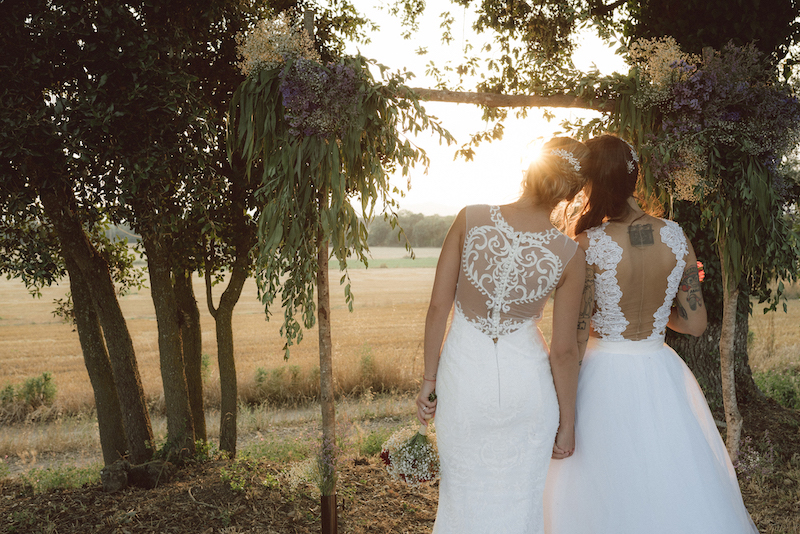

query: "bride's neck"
left=610, top=197, right=645, bottom=224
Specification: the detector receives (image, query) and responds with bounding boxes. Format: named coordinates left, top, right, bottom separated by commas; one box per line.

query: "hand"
left=416, top=379, right=437, bottom=425
left=551, top=424, right=575, bottom=460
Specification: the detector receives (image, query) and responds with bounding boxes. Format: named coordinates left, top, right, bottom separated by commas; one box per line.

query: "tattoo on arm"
left=578, top=266, right=595, bottom=331
left=679, top=265, right=704, bottom=312
left=676, top=299, right=688, bottom=320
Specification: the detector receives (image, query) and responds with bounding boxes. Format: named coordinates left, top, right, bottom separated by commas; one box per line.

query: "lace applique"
left=648, top=220, right=688, bottom=339
left=458, top=206, right=566, bottom=340
left=455, top=301, right=533, bottom=338
left=586, top=223, right=628, bottom=340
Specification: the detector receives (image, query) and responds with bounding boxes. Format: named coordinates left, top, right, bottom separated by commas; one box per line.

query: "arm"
left=576, top=265, right=594, bottom=362
left=575, top=233, right=594, bottom=362
left=548, top=246, right=586, bottom=459
left=667, top=239, right=708, bottom=337
left=416, top=208, right=465, bottom=425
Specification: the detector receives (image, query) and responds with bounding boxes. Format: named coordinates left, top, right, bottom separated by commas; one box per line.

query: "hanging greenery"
left=571, top=37, right=800, bottom=307
left=227, top=17, right=453, bottom=356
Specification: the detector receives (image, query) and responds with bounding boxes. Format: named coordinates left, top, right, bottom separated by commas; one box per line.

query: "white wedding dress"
left=433, top=205, right=578, bottom=534
left=543, top=219, right=759, bottom=534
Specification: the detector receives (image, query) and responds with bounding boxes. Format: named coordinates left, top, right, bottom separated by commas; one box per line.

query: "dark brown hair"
left=573, top=134, right=639, bottom=235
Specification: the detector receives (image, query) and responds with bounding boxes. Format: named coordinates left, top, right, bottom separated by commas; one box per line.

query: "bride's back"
left=587, top=214, right=684, bottom=341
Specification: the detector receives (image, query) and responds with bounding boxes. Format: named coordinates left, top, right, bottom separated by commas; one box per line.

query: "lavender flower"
left=279, top=59, right=364, bottom=139
left=632, top=39, right=800, bottom=203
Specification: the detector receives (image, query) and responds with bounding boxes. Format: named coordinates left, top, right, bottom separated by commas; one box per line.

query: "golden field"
left=0, top=245, right=798, bottom=466
left=0, top=246, right=798, bottom=414
left=0, top=248, right=448, bottom=415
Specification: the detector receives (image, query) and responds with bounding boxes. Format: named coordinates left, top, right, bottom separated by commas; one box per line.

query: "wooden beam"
left=410, top=88, right=614, bottom=112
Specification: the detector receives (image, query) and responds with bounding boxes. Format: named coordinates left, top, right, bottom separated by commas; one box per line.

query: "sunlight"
left=520, top=136, right=549, bottom=172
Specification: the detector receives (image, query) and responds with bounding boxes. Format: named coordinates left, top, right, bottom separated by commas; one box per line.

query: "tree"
left=606, top=40, right=800, bottom=459
left=0, top=0, right=157, bottom=464
left=620, top=1, right=800, bottom=459
left=0, top=208, right=134, bottom=465
left=228, top=15, right=453, bottom=530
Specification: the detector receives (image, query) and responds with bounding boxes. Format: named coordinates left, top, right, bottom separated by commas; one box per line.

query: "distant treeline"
left=105, top=223, right=140, bottom=243
left=105, top=211, right=453, bottom=248
left=367, top=211, right=454, bottom=248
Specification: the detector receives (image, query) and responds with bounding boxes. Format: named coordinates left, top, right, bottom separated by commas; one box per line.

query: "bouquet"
left=380, top=423, right=440, bottom=486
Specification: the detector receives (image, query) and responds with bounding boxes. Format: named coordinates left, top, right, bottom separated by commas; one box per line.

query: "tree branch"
left=410, top=88, right=614, bottom=111
left=589, top=0, right=628, bottom=18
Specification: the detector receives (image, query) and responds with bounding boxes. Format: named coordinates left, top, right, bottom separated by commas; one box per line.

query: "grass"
left=753, top=369, right=800, bottom=410
left=16, top=463, right=101, bottom=494
left=748, top=297, right=800, bottom=373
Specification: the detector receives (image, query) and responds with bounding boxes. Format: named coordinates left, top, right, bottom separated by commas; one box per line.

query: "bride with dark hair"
left=544, top=134, right=758, bottom=534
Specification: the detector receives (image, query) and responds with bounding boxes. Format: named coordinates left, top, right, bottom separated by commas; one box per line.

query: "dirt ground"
left=1, top=454, right=439, bottom=534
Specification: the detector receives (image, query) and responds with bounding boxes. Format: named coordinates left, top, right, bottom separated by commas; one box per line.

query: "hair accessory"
left=622, top=139, right=639, bottom=174
left=550, top=149, right=581, bottom=173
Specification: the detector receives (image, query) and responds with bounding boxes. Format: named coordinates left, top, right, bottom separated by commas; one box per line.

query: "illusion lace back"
left=586, top=219, right=686, bottom=341
left=433, top=204, right=578, bottom=534
left=544, top=216, right=759, bottom=534
left=455, top=205, right=578, bottom=339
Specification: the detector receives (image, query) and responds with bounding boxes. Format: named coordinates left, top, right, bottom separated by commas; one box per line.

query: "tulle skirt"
left=544, top=338, right=758, bottom=534
left=433, top=310, right=560, bottom=534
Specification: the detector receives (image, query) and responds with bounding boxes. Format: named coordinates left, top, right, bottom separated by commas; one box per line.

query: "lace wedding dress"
left=432, top=205, right=578, bottom=534
left=543, top=219, right=759, bottom=534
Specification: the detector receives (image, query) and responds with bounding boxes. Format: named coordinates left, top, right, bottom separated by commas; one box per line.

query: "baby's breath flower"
left=284, top=457, right=319, bottom=495
left=671, top=144, right=710, bottom=202
left=381, top=424, right=440, bottom=486
left=235, top=13, right=320, bottom=78
left=628, top=37, right=700, bottom=110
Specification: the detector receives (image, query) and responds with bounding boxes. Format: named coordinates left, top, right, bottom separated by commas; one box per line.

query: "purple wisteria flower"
left=279, top=59, right=364, bottom=139
left=643, top=41, right=800, bottom=199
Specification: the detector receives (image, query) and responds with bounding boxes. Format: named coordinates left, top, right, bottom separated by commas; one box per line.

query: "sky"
left=343, top=2, right=628, bottom=215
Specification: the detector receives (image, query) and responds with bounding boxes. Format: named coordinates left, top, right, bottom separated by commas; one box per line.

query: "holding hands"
left=552, top=424, right=575, bottom=459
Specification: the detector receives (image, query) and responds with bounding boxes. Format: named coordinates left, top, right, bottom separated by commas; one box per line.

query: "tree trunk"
left=142, top=234, right=196, bottom=458
left=205, top=257, right=248, bottom=457
left=64, top=253, right=128, bottom=465
left=720, top=261, right=743, bottom=462
left=318, top=234, right=336, bottom=477
left=317, top=229, right=338, bottom=532
left=410, top=88, right=613, bottom=110
left=175, top=268, right=206, bottom=443
left=667, top=291, right=757, bottom=414
left=39, top=185, right=154, bottom=464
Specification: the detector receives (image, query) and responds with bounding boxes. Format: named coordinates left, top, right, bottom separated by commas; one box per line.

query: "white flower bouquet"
left=380, top=423, right=440, bottom=486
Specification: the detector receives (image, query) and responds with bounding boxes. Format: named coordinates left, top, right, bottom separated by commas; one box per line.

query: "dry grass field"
left=1, top=247, right=796, bottom=416
left=0, top=248, right=448, bottom=416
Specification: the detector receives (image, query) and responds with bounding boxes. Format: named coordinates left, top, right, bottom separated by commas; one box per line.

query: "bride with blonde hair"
left=416, top=137, right=589, bottom=534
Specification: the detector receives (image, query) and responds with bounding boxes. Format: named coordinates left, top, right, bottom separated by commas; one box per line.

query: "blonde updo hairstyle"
left=520, top=137, right=589, bottom=208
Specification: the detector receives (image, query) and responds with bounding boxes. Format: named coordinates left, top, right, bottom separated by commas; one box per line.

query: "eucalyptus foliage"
left=608, top=41, right=800, bottom=310
left=228, top=56, right=453, bottom=355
